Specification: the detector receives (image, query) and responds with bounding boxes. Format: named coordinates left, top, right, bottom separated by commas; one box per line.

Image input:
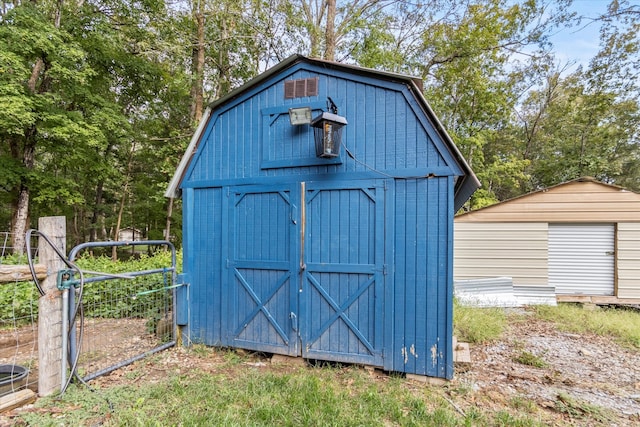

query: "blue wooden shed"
left=166, top=55, right=479, bottom=379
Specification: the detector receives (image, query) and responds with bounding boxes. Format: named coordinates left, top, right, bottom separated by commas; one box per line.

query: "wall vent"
left=284, top=77, right=319, bottom=99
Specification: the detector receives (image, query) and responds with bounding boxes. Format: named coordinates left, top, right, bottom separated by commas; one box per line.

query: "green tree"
left=0, top=0, right=186, bottom=251
left=511, top=0, right=640, bottom=194
left=0, top=1, right=99, bottom=252
left=415, top=0, right=573, bottom=208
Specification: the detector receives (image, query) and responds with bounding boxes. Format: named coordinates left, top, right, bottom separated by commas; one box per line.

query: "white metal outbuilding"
left=454, top=177, right=640, bottom=304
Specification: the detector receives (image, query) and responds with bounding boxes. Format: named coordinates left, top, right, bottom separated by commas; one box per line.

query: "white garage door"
left=549, top=224, right=615, bottom=295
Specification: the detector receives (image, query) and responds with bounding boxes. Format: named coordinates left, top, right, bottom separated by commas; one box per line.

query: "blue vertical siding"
left=388, top=177, right=453, bottom=378
left=180, top=61, right=464, bottom=378
left=185, top=187, right=224, bottom=344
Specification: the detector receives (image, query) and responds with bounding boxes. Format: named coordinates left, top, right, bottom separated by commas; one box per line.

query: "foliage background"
left=0, top=0, right=638, bottom=249
left=0, top=249, right=181, bottom=321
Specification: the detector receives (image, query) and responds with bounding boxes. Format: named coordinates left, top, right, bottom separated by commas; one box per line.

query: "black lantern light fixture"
left=310, top=97, right=347, bottom=158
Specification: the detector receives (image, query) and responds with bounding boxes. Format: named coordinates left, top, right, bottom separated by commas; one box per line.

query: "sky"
left=548, top=0, right=611, bottom=70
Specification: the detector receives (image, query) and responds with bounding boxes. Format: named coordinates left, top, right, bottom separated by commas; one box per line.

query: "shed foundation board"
left=557, top=295, right=640, bottom=306
left=453, top=342, right=471, bottom=364
left=406, top=374, right=448, bottom=385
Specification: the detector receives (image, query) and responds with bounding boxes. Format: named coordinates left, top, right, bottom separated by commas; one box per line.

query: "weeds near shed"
left=453, top=300, right=507, bottom=343
left=188, top=343, right=212, bottom=357
left=510, top=395, right=539, bottom=413
left=534, top=304, right=640, bottom=348
left=493, top=410, right=544, bottom=427
left=554, top=392, right=614, bottom=423
left=513, top=350, right=548, bottom=368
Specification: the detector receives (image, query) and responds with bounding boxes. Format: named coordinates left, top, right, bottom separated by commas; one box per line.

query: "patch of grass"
left=493, top=410, right=544, bottom=427
left=510, top=395, right=539, bottom=413
left=454, top=300, right=507, bottom=343
left=188, top=343, right=213, bottom=357
left=17, top=364, right=551, bottom=427
left=554, top=392, right=614, bottom=424
left=534, top=303, right=640, bottom=348
left=221, top=348, right=249, bottom=365
left=513, top=350, right=548, bottom=368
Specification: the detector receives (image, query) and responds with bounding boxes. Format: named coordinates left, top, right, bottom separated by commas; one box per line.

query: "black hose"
left=26, top=229, right=81, bottom=296
left=25, top=229, right=87, bottom=393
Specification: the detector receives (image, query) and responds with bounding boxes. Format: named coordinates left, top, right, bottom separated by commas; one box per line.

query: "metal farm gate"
left=64, top=241, right=178, bottom=385
left=223, top=180, right=385, bottom=365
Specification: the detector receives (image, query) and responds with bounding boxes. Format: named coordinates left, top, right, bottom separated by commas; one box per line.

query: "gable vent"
left=284, top=77, right=319, bottom=99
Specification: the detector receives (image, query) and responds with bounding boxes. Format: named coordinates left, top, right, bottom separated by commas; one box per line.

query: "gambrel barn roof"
left=166, top=55, right=480, bottom=210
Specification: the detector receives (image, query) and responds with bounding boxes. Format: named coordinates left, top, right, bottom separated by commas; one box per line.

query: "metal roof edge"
left=456, top=176, right=640, bottom=218
left=404, top=79, right=480, bottom=209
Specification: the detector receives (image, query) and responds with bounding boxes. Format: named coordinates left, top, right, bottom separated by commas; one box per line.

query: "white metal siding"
left=617, top=223, right=640, bottom=299
left=454, top=222, right=548, bottom=286
left=548, top=224, right=614, bottom=295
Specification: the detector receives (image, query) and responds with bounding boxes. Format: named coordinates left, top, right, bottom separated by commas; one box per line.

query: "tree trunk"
left=190, top=4, right=205, bottom=124
left=11, top=55, right=43, bottom=256
left=90, top=180, right=105, bottom=242
left=11, top=186, right=30, bottom=256
left=111, top=186, right=128, bottom=261
left=111, top=142, right=136, bottom=261
left=10, top=0, right=63, bottom=255
left=325, top=0, right=336, bottom=61
left=10, top=138, right=35, bottom=256
left=301, top=0, right=325, bottom=58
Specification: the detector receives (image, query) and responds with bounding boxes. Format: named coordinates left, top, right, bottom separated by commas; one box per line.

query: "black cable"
left=63, top=272, right=85, bottom=394
left=25, top=229, right=46, bottom=296
left=24, top=229, right=88, bottom=392
left=25, top=229, right=115, bottom=415
left=342, top=143, right=438, bottom=180
left=26, top=229, right=81, bottom=296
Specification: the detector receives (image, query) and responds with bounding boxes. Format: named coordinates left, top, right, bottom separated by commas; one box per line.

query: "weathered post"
left=37, top=216, right=65, bottom=396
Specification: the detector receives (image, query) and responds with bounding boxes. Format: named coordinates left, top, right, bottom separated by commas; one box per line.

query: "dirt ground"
left=2, top=308, right=639, bottom=425
left=453, top=308, right=640, bottom=425
left=0, top=317, right=162, bottom=396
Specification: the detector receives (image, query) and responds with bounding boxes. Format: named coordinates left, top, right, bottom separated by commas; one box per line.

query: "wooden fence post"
left=37, top=216, right=66, bottom=396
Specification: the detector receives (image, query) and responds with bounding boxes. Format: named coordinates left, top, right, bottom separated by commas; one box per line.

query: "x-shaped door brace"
left=305, top=272, right=376, bottom=354
left=233, top=268, right=291, bottom=345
